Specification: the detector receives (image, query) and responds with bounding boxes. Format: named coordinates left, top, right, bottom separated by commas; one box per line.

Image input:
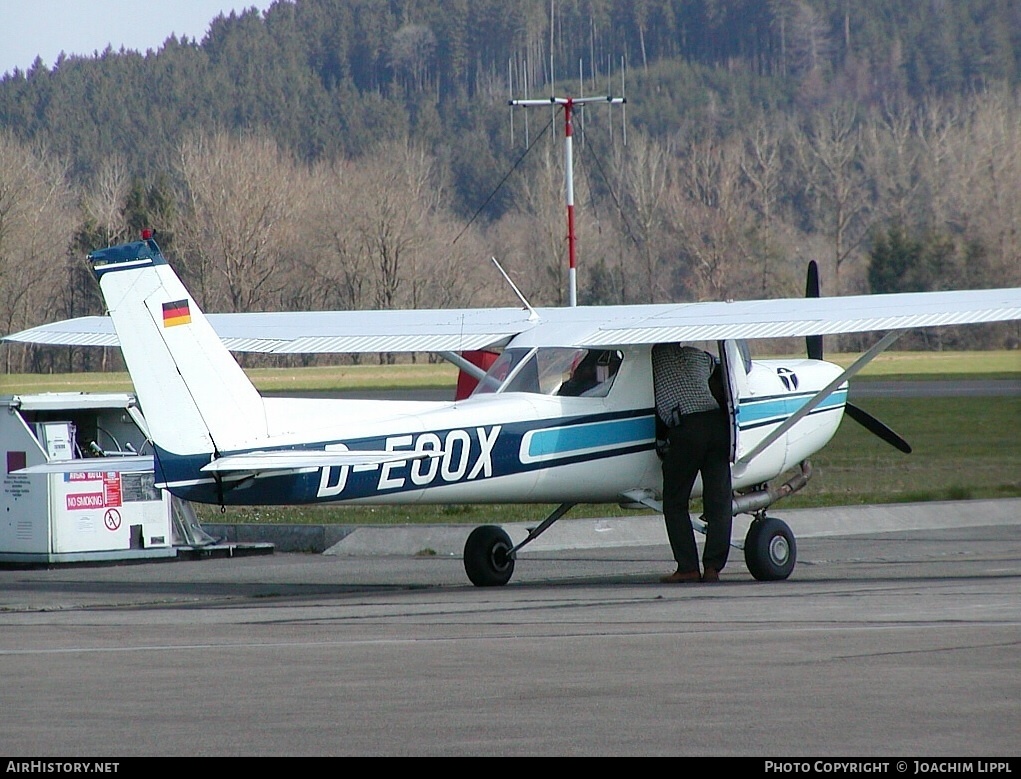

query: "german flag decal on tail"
left=162, top=299, right=191, bottom=327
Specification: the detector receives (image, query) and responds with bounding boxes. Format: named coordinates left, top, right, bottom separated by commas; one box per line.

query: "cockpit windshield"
left=471, top=348, right=622, bottom=398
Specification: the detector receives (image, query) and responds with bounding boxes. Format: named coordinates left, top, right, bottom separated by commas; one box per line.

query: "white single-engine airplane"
left=7, top=236, right=1021, bottom=585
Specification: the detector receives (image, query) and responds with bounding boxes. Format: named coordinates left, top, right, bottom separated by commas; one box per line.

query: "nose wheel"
left=744, top=515, right=796, bottom=581
left=464, top=525, right=515, bottom=586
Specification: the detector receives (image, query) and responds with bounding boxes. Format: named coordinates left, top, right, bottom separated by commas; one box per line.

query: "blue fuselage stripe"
left=738, top=389, right=847, bottom=429
left=524, top=416, right=656, bottom=460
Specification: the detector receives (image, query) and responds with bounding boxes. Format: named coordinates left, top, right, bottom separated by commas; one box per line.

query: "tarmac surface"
left=1, top=499, right=1020, bottom=757
left=849, top=378, right=1020, bottom=398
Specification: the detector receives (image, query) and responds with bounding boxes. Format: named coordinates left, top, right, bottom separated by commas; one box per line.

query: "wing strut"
left=438, top=350, right=488, bottom=381
left=735, top=330, right=903, bottom=471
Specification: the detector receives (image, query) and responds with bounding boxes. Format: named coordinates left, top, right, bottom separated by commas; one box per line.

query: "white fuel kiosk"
left=1, top=393, right=178, bottom=564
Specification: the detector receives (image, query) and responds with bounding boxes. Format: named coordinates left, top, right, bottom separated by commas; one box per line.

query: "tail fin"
left=88, top=238, right=266, bottom=456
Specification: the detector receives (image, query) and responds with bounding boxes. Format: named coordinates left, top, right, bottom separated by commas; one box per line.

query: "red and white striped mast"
left=509, top=95, right=624, bottom=307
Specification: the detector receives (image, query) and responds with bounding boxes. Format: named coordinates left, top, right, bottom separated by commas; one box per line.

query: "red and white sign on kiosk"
left=64, top=471, right=122, bottom=511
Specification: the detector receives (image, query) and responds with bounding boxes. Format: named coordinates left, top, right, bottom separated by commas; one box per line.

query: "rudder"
left=88, top=238, right=267, bottom=457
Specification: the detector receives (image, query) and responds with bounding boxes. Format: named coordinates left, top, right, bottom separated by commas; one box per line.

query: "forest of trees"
left=1, top=0, right=1020, bottom=372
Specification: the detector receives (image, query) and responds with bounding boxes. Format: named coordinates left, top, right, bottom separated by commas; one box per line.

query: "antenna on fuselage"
left=491, top=257, right=539, bottom=322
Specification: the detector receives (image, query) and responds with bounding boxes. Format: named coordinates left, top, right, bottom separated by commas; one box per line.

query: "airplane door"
left=716, top=340, right=749, bottom=463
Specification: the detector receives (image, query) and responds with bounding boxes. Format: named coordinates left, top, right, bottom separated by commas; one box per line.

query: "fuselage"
left=153, top=344, right=848, bottom=507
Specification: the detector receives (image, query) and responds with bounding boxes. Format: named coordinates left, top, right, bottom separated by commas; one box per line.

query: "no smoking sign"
left=103, top=508, right=121, bottom=531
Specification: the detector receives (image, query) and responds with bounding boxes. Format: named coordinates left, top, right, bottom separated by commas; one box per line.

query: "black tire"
left=463, top=525, right=515, bottom=587
left=744, top=516, right=797, bottom=581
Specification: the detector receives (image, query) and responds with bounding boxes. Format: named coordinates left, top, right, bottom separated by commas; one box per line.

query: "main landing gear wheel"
left=744, top=516, right=797, bottom=581
left=464, top=525, right=515, bottom=587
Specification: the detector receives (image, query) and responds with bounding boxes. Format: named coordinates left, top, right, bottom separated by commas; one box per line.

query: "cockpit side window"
left=470, top=349, right=529, bottom=395
left=471, top=347, right=623, bottom=397
left=556, top=349, right=623, bottom=397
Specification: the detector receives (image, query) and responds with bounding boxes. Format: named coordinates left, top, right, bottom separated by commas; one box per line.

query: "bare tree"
left=176, top=132, right=307, bottom=313
left=770, top=0, right=834, bottom=78
left=794, top=106, right=875, bottom=292
left=0, top=133, right=74, bottom=372
left=345, top=139, right=445, bottom=313
left=946, top=89, right=1021, bottom=288
left=914, top=94, right=962, bottom=232
left=80, top=155, right=132, bottom=246
left=390, top=24, right=437, bottom=93
left=0, top=136, right=75, bottom=371
left=861, top=103, right=923, bottom=231
left=670, top=135, right=758, bottom=301
left=740, top=116, right=804, bottom=296
left=301, top=147, right=490, bottom=311
left=609, top=130, right=673, bottom=303
left=298, top=158, right=374, bottom=314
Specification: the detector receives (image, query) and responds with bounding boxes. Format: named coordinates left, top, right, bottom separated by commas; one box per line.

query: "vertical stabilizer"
left=88, top=239, right=267, bottom=456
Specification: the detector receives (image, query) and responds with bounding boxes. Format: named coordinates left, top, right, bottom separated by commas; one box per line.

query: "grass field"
left=2, top=349, right=1018, bottom=395
left=825, top=349, right=1020, bottom=379
left=0, top=362, right=461, bottom=395
left=3, top=352, right=1017, bottom=526
left=782, top=394, right=1020, bottom=505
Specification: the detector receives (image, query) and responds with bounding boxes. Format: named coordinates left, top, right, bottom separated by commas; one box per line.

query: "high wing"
left=5, top=308, right=534, bottom=353
left=514, top=287, right=1021, bottom=347
left=5, top=287, right=1021, bottom=352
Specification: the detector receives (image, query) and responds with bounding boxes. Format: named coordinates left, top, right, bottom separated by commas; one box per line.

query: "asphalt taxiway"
left=1, top=499, right=1019, bottom=757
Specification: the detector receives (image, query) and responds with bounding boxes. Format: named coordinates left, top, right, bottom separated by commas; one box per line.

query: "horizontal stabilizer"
left=200, top=448, right=443, bottom=474
left=16, top=456, right=156, bottom=474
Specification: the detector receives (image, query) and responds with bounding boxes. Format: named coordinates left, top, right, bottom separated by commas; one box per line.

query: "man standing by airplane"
left=652, top=344, right=733, bottom=583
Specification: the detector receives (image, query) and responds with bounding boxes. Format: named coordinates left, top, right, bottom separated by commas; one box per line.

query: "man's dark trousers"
left=661, top=408, right=733, bottom=573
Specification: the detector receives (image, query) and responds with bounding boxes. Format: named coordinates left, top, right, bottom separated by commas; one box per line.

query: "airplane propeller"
left=804, top=260, right=912, bottom=454
left=843, top=402, right=913, bottom=453
left=805, top=260, right=823, bottom=361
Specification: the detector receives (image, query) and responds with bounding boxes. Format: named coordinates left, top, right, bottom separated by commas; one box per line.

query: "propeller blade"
left=845, top=402, right=912, bottom=453
left=806, top=261, right=908, bottom=453
left=805, top=260, right=823, bottom=360
left=806, top=259, right=820, bottom=298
